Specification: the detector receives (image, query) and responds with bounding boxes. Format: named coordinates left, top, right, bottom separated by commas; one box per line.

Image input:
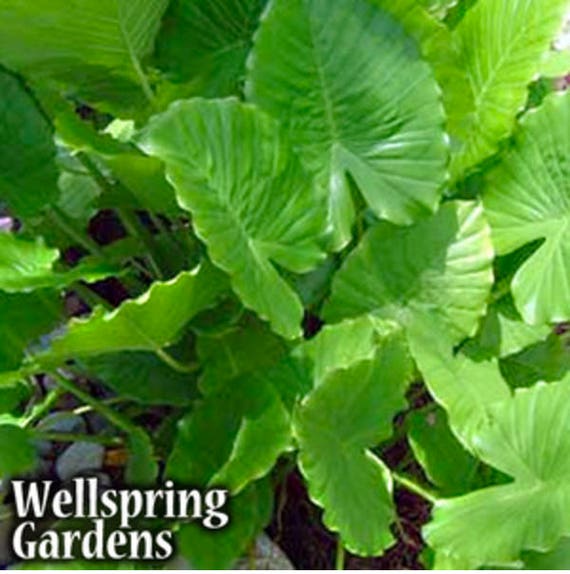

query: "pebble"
left=165, top=533, right=294, bottom=570
left=55, top=442, right=105, bottom=481
left=35, top=413, right=87, bottom=457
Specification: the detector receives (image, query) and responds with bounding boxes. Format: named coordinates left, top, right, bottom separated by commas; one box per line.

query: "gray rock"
left=235, top=533, right=294, bottom=570
left=55, top=442, right=105, bottom=481
left=37, top=413, right=86, bottom=435
left=164, top=533, right=294, bottom=570
left=35, top=413, right=87, bottom=457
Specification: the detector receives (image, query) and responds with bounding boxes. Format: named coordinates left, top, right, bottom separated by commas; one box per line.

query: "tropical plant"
left=0, top=0, right=569, bottom=569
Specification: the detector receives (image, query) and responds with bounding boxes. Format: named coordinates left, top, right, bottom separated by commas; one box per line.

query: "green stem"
left=154, top=348, right=201, bottom=374
left=116, top=207, right=165, bottom=279
left=23, top=387, right=64, bottom=428
left=73, top=397, right=129, bottom=416
left=49, top=186, right=148, bottom=294
left=76, top=152, right=167, bottom=280
left=72, top=282, right=113, bottom=311
left=49, top=204, right=106, bottom=259
left=49, top=371, right=137, bottom=436
left=32, top=431, right=121, bottom=447
left=335, top=540, right=345, bottom=570
left=392, top=472, right=438, bottom=504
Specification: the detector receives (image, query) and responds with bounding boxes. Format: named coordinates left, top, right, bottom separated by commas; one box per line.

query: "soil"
left=267, top=469, right=431, bottom=569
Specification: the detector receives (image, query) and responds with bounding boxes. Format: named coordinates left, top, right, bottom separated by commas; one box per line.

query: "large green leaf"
left=139, top=99, right=327, bottom=338
left=197, top=315, right=288, bottom=394
left=41, top=264, right=227, bottom=364
left=0, top=233, right=116, bottom=293
left=0, top=70, right=59, bottom=218
left=325, top=201, right=494, bottom=346
left=425, top=376, right=570, bottom=568
left=246, top=0, right=448, bottom=248
left=167, top=374, right=290, bottom=494
left=81, top=351, right=197, bottom=406
left=0, top=424, right=37, bottom=477
left=483, top=91, right=570, bottom=325
left=450, top=0, right=570, bottom=177
left=408, top=319, right=511, bottom=449
left=376, top=0, right=474, bottom=153
left=296, top=315, right=391, bottom=387
left=408, top=406, right=481, bottom=496
left=155, top=0, right=267, bottom=99
left=0, top=0, right=169, bottom=115
left=293, top=325, right=413, bottom=555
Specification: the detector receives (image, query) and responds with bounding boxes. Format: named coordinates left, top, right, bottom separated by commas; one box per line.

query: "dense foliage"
left=0, top=0, right=569, bottom=568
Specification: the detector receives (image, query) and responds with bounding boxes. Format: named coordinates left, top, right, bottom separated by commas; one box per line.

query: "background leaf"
left=196, top=315, right=288, bottom=395
left=155, top=0, right=267, bottom=99
left=167, top=374, right=290, bottom=494
left=125, top=428, right=159, bottom=486
left=82, top=351, right=197, bottom=406
left=0, top=0, right=169, bottom=115
left=0, top=291, right=62, bottom=372
left=408, top=406, right=481, bottom=496
left=0, top=69, right=59, bottom=218
left=177, top=479, right=272, bottom=570
left=0, top=233, right=116, bottom=293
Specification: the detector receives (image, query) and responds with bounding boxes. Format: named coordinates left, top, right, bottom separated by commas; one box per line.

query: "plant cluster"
left=0, top=0, right=569, bottom=569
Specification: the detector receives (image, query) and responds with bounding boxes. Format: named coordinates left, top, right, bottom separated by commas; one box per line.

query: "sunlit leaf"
left=483, top=91, right=570, bottom=324
left=425, top=377, right=570, bottom=568
left=294, top=326, right=413, bottom=555
left=140, top=99, right=327, bottom=338
left=247, top=0, right=448, bottom=248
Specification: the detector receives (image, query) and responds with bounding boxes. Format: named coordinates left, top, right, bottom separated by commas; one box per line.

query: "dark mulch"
left=267, top=469, right=431, bottom=570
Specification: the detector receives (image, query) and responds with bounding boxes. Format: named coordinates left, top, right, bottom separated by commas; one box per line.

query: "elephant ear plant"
left=0, top=0, right=569, bottom=569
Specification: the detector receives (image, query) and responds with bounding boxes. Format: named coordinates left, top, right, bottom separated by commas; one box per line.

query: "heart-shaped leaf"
left=246, top=0, right=448, bottom=248
left=483, top=91, right=570, bottom=325
left=167, top=374, right=290, bottom=494
left=449, top=0, right=570, bottom=177
left=325, top=201, right=494, bottom=346
left=140, top=99, right=327, bottom=338
left=294, top=324, right=413, bottom=555
left=425, top=376, right=570, bottom=568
